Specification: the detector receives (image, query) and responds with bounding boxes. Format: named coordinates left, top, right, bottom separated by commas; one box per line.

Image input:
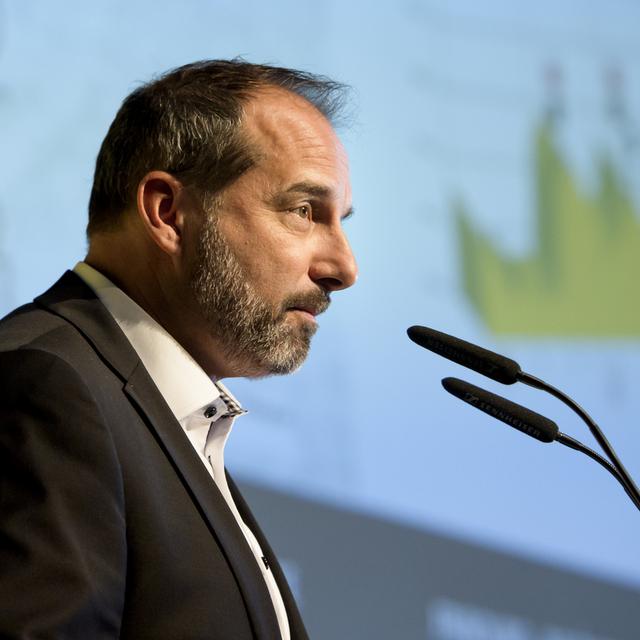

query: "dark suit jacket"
left=0, top=271, right=308, bottom=639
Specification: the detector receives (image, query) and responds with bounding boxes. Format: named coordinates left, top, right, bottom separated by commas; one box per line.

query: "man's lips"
left=288, top=307, right=320, bottom=321
left=284, top=291, right=331, bottom=319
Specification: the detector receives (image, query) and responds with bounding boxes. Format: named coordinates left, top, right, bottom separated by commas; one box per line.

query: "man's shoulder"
left=0, top=273, right=103, bottom=366
left=0, top=284, right=128, bottom=417
left=0, top=300, right=73, bottom=351
left=0, top=302, right=98, bottom=408
left=0, top=272, right=140, bottom=388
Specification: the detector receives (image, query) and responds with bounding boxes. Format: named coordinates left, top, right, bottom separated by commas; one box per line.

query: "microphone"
left=442, top=377, right=640, bottom=511
left=441, top=377, right=558, bottom=443
left=407, top=324, right=640, bottom=510
left=407, top=325, right=521, bottom=384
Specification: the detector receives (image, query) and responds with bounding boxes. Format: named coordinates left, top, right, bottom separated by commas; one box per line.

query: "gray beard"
left=188, top=210, right=328, bottom=376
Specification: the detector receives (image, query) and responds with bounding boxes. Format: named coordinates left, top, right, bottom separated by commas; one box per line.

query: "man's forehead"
left=243, top=87, right=343, bottom=154
left=239, top=87, right=351, bottom=203
left=244, top=85, right=324, bottom=119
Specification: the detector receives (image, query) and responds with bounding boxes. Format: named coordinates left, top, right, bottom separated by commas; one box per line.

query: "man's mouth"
left=288, top=307, right=319, bottom=322
left=284, top=291, right=331, bottom=319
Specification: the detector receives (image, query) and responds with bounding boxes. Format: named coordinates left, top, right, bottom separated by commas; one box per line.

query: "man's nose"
left=309, top=227, right=358, bottom=292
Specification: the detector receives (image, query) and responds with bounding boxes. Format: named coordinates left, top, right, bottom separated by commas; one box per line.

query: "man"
left=0, top=60, right=357, bottom=639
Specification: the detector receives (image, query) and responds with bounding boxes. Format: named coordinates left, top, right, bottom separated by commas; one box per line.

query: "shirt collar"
left=73, top=262, right=246, bottom=425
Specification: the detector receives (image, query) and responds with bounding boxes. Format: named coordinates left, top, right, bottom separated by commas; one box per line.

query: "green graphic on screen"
left=455, top=122, right=640, bottom=336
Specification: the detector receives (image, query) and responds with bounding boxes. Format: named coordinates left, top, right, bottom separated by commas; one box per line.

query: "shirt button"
left=204, top=405, right=217, bottom=419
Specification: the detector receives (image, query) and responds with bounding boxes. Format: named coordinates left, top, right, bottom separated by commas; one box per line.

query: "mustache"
left=282, top=289, right=331, bottom=316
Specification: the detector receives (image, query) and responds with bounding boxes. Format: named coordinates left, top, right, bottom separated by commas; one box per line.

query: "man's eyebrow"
left=284, top=181, right=332, bottom=198
left=281, top=181, right=355, bottom=220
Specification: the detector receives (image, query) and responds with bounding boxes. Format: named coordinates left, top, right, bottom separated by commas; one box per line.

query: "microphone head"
left=442, top=377, right=559, bottom=443
left=407, top=325, right=522, bottom=385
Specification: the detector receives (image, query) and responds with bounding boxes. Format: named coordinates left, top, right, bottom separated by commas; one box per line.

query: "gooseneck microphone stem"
left=556, top=433, right=640, bottom=511
left=518, top=371, right=640, bottom=507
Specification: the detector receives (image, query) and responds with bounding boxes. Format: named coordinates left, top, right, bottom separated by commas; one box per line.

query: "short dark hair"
left=87, top=59, right=349, bottom=236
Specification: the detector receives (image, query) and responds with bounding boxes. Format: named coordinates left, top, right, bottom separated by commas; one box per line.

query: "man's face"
left=186, top=88, right=357, bottom=378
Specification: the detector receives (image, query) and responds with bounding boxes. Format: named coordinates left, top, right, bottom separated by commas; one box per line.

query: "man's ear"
left=136, top=171, right=186, bottom=255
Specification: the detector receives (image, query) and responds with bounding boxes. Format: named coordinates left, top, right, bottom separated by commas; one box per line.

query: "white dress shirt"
left=74, top=262, right=290, bottom=640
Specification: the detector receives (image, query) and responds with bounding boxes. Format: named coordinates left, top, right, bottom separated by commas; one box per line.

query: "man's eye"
left=290, top=205, right=311, bottom=220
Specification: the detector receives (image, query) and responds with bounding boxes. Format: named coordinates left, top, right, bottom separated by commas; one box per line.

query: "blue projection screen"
left=1, top=1, right=639, bottom=637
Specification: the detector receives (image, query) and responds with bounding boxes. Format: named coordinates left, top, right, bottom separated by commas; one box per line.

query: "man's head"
left=88, top=59, right=349, bottom=235
left=86, top=60, right=357, bottom=379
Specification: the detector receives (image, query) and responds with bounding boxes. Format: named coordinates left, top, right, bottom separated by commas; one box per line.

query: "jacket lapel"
left=228, top=475, right=310, bottom=640
left=35, top=271, right=282, bottom=639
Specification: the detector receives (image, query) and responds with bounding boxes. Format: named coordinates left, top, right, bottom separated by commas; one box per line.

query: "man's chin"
left=237, top=354, right=306, bottom=379
left=247, top=331, right=313, bottom=378
left=212, top=313, right=316, bottom=378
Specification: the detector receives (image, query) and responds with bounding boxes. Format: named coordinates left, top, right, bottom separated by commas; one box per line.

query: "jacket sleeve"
left=0, top=348, right=127, bottom=639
